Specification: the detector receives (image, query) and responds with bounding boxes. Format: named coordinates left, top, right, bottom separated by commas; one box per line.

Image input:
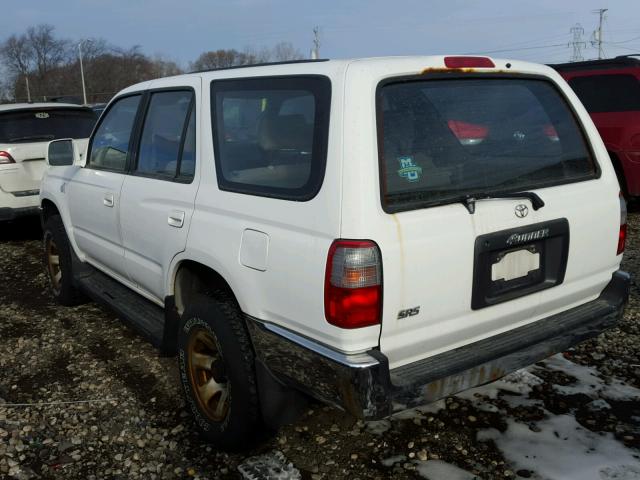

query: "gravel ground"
left=0, top=214, right=639, bottom=480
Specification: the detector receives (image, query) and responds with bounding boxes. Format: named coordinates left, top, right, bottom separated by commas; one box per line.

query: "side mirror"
left=47, top=139, right=75, bottom=166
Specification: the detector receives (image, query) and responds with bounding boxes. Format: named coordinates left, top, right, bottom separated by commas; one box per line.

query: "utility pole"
left=78, top=41, right=88, bottom=105
left=25, top=75, right=31, bottom=103
left=569, top=24, right=586, bottom=62
left=592, top=8, right=608, bottom=59
left=311, top=26, right=321, bottom=60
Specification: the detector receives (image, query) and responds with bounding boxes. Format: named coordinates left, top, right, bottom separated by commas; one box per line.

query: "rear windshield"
left=0, top=108, right=96, bottom=144
left=378, top=77, right=597, bottom=212
left=568, top=74, right=640, bottom=113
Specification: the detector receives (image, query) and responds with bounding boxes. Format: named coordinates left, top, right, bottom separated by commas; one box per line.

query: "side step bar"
left=73, top=263, right=178, bottom=354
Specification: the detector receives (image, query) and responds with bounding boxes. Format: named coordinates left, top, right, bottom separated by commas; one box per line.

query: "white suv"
left=0, top=103, right=95, bottom=221
left=39, top=56, right=630, bottom=449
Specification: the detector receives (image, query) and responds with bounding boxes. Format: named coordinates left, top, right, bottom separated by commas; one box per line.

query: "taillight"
left=618, top=192, right=627, bottom=255
left=444, top=56, right=495, bottom=69
left=543, top=124, right=560, bottom=142
left=0, top=151, right=15, bottom=164
left=447, top=120, right=489, bottom=145
left=324, top=240, right=382, bottom=329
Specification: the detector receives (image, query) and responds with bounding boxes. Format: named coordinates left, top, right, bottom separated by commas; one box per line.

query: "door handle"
left=103, top=193, right=114, bottom=207
left=168, top=211, right=185, bottom=228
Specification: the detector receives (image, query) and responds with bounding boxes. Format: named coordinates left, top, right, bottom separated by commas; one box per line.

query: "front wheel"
left=43, top=215, right=84, bottom=306
left=177, top=294, right=261, bottom=449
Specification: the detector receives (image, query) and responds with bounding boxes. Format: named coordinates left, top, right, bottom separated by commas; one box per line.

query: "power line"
left=465, top=43, right=565, bottom=55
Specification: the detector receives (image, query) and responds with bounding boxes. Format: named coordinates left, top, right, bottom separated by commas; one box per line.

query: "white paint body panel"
left=39, top=56, right=622, bottom=367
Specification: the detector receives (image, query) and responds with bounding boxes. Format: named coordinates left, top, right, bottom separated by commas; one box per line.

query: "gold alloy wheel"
left=186, top=328, right=230, bottom=422
left=46, top=237, right=62, bottom=295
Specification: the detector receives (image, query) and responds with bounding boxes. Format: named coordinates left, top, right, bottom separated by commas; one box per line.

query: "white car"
left=0, top=103, right=95, bottom=221
left=39, top=56, right=629, bottom=449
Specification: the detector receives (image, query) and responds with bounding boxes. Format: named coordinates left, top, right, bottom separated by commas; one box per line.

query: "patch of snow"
left=414, top=459, right=479, bottom=480
left=478, top=414, right=640, bottom=480
left=238, top=451, right=301, bottom=480
left=365, top=419, right=391, bottom=435
left=381, top=454, right=406, bottom=467
left=457, top=369, right=544, bottom=402
left=541, top=355, right=640, bottom=401
left=415, top=398, right=447, bottom=415
left=586, top=399, right=611, bottom=412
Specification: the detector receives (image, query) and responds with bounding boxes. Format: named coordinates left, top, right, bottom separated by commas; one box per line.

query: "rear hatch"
left=375, top=70, right=622, bottom=369
left=0, top=107, right=95, bottom=193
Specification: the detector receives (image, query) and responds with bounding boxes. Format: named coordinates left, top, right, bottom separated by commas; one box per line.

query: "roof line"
left=190, top=58, right=330, bottom=74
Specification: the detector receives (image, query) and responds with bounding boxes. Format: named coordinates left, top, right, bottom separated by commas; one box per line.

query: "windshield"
left=0, top=108, right=96, bottom=144
left=377, top=77, right=597, bottom=212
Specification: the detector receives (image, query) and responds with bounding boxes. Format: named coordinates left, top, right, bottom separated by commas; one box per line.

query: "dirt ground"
left=0, top=214, right=639, bottom=480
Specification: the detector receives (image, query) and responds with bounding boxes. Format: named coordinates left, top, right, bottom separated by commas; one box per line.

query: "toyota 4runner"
left=39, top=56, right=630, bottom=449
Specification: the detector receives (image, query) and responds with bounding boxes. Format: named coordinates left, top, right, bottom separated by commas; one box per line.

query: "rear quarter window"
left=211, top=76, right=331, bottom=200
left=377, top=76, right=598, bottom=212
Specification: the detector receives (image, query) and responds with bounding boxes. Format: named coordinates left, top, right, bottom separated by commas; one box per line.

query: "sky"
left=4, top=0, right=640, bottom=68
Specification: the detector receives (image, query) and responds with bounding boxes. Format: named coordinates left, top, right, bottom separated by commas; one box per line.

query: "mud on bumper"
left=246, top=270, right=630, bottom=420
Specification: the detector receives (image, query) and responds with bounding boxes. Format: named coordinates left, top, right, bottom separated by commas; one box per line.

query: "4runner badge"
left=506, top=228, right=550, bottom=246
left=397, top=156, right=422, bottom=182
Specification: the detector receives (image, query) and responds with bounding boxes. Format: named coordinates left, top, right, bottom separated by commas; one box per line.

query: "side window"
left=178, top=107, right=196, bottom=180
left=568, top=74, right=640, bottom=113
left=211, top=76, right=331, bottom=200
left=89, top=95, right=141, bottom=171
left=136, top=90, right=194, bottom=178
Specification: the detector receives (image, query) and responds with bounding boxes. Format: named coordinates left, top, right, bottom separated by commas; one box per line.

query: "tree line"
left=0, top=24, right=305, bottom=104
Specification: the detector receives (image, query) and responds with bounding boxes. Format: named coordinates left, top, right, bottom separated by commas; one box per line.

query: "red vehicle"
left=550, top=55, right=640, bottom=198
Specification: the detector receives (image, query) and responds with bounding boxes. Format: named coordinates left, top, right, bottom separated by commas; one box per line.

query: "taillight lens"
left=0, top=151, right=15, bottom=164
left=324, top=240, right=382, bottom=329
left=618, top=192, right=627, bottom=255
left=447, top=120, right=489, bottom=145
left=543, top=124, right=560, bottom=142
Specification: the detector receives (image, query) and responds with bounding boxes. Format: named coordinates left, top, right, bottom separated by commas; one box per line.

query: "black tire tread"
left=43, top=215, right=84, bottom=306
left=179, top=292, right=261, bottom=449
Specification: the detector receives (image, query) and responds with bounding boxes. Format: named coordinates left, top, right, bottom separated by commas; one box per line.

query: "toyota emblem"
left=515, top=204, right=529, bottom=218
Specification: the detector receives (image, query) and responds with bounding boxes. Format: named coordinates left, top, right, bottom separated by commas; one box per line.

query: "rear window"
left=211, top=76, right=331, bottom=200
left=0, top=108, right=96, bottom=144
left=378, top=77, right=597, bottom=212
left=568, top=74, right=640, bottom=113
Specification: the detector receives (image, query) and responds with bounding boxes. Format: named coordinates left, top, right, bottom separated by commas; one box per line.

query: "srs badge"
left=397, top=156, right=422, bottom=182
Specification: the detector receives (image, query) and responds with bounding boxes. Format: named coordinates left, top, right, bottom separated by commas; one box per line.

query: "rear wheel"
left=177, top=294, right=261, bottom=449
left=43, top=215, right=84, bottom=306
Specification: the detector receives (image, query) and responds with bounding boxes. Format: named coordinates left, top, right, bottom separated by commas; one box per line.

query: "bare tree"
left=190, top=49, right=256, bottom=71
left=1, top=35, right=33, bottom=76
left=26, top=24, right=69, bottom=78
left=271, top=42, right=304, bottom=62
left=150, top=55, right=184, bottom=78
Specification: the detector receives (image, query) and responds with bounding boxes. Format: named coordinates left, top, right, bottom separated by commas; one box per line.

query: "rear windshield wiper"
left=7, top=134, right=55, bottom=142
left=462, top=191, right=545, bottom=214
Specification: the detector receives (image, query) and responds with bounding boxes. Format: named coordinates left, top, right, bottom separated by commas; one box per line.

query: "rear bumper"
left=246, top=270, right=630, bottom=420
left=0, top=186, right=40, bottom=220
left=0, top=206, right=40, bottom=221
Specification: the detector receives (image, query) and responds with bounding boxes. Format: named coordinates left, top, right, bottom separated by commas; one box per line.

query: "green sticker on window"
left=397, top=156, right=422, bottom=182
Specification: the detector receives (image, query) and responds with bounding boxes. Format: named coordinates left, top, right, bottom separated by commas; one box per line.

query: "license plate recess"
left=471, top=219, right=569, bottom=310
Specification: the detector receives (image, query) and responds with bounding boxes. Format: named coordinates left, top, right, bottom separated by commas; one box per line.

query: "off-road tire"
left=43, top=215, right=84, bottom=306
left=177, top=293, right=261, bottom=449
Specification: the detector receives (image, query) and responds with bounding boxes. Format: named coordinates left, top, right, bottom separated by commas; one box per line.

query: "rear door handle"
left=103, top=193, right=114, bottom=207
left=168, top=210, right=185, bottom=228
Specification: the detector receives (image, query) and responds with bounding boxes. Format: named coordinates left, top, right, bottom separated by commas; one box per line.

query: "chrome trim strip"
left=254, top=318, right=380, bottom=369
